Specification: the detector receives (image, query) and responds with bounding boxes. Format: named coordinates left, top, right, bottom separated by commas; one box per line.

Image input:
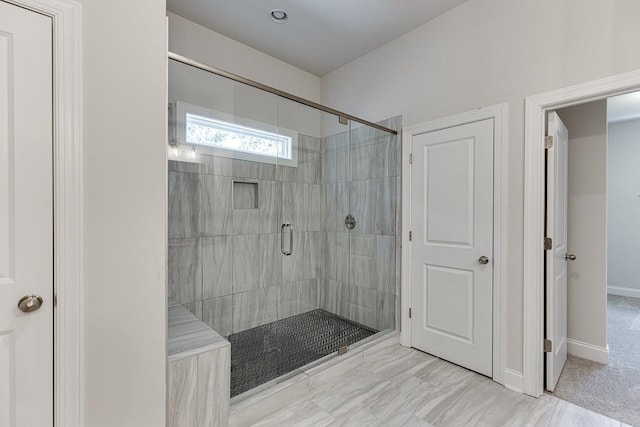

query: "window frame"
left=173, top=101, right=298, bottom=167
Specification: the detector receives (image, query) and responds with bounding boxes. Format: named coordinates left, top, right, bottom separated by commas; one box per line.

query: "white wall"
left=607, top=118, right=640, bottom=297
left=320, top=0, right=640, bottom=373
left=82, top=0, right=167, bottom=425
left=557, top=101, right=608, bottom=356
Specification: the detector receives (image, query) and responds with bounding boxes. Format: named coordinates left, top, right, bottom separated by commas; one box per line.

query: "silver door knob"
left=478, top=256, right=490, bottom=265
left=565, top=254, right=577, bottom=261
left=18, top=294, right=43, bottom=313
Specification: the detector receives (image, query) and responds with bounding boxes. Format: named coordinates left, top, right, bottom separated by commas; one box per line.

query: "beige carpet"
left=550, top=295, right=640, bottom=426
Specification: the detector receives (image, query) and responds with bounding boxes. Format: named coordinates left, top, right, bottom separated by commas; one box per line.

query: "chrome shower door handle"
left=281, top=223, right=287, bottom=255
left=281, top=223, right=293, bottom=256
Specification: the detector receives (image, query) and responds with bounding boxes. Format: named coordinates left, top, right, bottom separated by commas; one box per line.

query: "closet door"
left=410, top=119, right=494, bottom=377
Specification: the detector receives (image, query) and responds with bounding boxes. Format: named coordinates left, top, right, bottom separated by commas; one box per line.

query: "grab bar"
left=281, top=223, right=293, bottom=256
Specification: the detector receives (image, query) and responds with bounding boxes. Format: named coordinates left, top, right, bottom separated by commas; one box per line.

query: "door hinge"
left=409, top=153, right=413, bottom=164
left=545, top=135, right=553, bottom=149
left=544, top=237, right=552, bottom=250
left=409, top=231, right=413, bottom=241
left=544, top=339, right=553, bottom=352
left=409, top=308, right=412, bottom=318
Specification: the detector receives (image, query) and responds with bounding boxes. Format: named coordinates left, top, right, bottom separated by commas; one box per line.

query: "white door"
left=410, top=119, right=494, bottom=377
left=545, top=112, right=569, bottom=391
left=0, top=2, right=54, bottom=425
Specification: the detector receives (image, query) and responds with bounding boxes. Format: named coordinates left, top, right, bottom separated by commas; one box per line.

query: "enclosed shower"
left=167, top=53, right=400, bottom=399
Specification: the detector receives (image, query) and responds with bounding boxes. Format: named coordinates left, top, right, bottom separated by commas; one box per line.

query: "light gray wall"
left=166, top=14, right=324, bottom=139
left=557, top=101, right=607, bottom=351
left=168, top=60, right=323, bottom=139
left=167, top=12, right=321, bottom=103
left=81, top=0, right=167, bottom=425
left=320, top=0, right=640, bottom=372
left=607, top=118, right=640, bottom=296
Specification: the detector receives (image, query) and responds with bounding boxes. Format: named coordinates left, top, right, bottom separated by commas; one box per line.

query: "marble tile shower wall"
left=320, top=116, right=401, bottom=331
left=168, top=116, right=401, bottom=337
left=168, top=134, right=323, bottom=337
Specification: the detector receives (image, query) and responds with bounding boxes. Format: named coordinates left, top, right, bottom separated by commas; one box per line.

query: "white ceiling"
left=608, top=91, right=640, bottom=123
left=166, top=0, right=469, bottom=76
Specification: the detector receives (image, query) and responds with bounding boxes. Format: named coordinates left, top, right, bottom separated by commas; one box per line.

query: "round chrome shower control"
left=345, top=214, right=356, bottom=230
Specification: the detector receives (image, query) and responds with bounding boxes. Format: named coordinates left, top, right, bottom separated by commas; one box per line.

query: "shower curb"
left=230, top=329, right=398, bottom=412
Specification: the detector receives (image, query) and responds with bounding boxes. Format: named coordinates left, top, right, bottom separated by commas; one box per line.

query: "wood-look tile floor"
left=230, top=334, right=628, bottom=427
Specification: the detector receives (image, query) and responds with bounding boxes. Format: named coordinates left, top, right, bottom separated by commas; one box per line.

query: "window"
left=171, top=101, right=298, bottom=166
left=186, top=114, right=292, bottom=160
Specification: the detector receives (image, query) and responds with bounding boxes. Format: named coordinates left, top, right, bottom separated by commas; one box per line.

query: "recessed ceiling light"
left=269, top=9, right=288, bottom=23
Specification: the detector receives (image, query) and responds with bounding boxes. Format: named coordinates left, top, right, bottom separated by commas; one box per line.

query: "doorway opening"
left=523, top=70, right=640, bottom=402
left=541, top=91, right=640, bottom=425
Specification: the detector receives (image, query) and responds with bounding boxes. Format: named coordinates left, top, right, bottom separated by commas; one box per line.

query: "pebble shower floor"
left=228, top=309, right=377, bottom=397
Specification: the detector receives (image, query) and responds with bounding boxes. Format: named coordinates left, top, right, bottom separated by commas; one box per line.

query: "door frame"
left=522, top=69, right=640, bottom=397
left=400, top=103, right=509, bottom=388
left=5, top=0, right=84, bottom=425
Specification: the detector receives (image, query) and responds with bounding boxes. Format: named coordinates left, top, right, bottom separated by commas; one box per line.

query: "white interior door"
left=545, top=112, right=569, bottom=392
left=410, top=119, right=494, bottom=377
left=0, top=2, right=54, bottom=425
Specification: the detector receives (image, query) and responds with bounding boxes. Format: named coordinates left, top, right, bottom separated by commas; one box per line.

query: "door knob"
left=17, top=294, right=43, bottom=313
left=565, top=254, right=577, bottom=261
left=478, top=256, right=490, bottom=265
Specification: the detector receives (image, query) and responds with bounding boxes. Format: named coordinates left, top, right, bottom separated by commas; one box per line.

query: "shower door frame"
left=167, top=52, right=398, bottom=136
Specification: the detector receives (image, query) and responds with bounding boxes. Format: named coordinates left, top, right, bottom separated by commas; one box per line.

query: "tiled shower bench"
left=168, top=302, right=230, bottom=427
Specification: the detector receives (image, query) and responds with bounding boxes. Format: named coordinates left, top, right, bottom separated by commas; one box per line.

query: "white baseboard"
left=608, top=286, right=640, bottom=299
left=503, top=368, right=523, bottom=393
left=567, top=339, right=609, bottom=364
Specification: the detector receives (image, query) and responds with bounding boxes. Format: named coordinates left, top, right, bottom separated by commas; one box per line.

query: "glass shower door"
left=269, top=97, right=380, bottom=380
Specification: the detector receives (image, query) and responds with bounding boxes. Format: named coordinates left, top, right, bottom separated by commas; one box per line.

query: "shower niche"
left=232, top=181, right=259, bottom=210
left=167, top=56, right=400, bottom=398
